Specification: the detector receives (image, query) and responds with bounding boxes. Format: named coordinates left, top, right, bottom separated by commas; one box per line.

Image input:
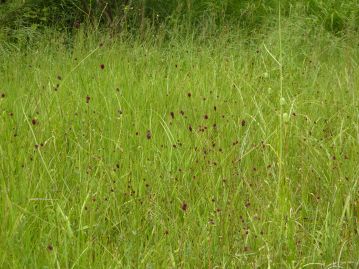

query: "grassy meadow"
left=1, top=15, right=359, bottom=268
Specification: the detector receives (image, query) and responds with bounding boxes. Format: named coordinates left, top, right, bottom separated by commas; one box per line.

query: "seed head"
left=146, top=130, right=152, bottom=139
left=181, top=202, right=188, bottom=211
left=283, top=113, right=289, bottom=123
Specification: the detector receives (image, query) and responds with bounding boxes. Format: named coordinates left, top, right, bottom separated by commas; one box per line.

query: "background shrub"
left=0, top=0, right=358, bottom=42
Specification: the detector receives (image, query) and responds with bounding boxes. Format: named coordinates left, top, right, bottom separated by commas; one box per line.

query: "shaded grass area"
left=0, top=20, right=359, bottom=268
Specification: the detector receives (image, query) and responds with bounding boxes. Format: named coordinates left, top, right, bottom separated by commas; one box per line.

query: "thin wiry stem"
left=278, top=1, right=284, bottom=193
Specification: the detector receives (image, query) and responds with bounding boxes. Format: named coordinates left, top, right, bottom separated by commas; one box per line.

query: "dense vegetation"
left=1, top=1, right=359, bottom=268
left=1, top=0, right=359, bottom=36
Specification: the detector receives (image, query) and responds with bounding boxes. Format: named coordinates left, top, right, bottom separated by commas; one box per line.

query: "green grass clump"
left=0, top=19, right=359, bottom=268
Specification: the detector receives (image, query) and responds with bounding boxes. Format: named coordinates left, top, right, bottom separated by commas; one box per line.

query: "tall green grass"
left=0, top=14, right=359, bottom=268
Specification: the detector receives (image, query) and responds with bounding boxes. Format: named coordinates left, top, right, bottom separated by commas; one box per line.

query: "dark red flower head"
left=146, top=130, right=152, bottom=140
left=181, top=202, right=188, bottom=211
left=73, top=21, right=80, bottom=29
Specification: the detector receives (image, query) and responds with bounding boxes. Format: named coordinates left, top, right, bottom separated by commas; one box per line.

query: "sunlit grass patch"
left=0, top=22, right=358, bottom=268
